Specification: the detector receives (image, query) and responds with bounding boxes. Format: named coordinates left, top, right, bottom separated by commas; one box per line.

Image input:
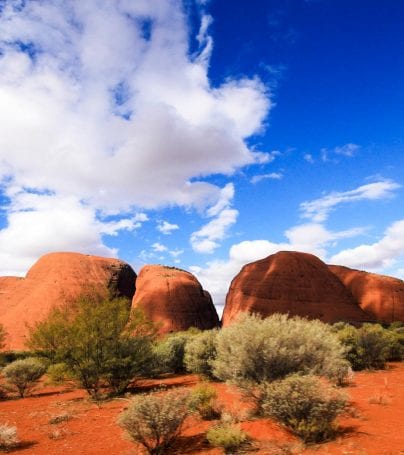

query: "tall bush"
left=213, top=313, right=349, bottom=387
left=28, top=295, right=156, bottom=397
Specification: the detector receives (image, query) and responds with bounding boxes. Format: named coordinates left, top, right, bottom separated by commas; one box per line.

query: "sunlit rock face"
left=132, top=265, right=219, bottom=334
left=329, top=265, right=404, bottom=323
left=222, top=251, right=373, bottom=326
left=0, top=252, right=136, bottom=350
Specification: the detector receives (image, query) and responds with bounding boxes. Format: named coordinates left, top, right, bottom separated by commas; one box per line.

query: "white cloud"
left=191, top=209, right=239, bottom=253
left=334, top=143, right=360, bottom=157
left=0, top=0, right=272, bottom=273
left=152, top=242, right=168, bottom=252
left=250, top=172, right=283, bottom=184
left=330, top=220, right=404, bottom=270
left=206, top=183, right=235, bottom=217
left=157, top=221, right=180, bottom=235
left=300, top=180, right=401, bottom=222
left=304, top=153, right=314, bottom=163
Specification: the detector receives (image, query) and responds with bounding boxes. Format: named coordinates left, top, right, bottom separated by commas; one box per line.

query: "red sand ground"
left=0, top=364, right=403, bottom=455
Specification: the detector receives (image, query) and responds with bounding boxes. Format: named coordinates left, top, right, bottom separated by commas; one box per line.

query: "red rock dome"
left=329, top=265, right=404, bottom=323
left=222, top=251, right=372, bottom=326
left=132, top=265, right=219, bottom=334
left=0, top=252, right=136, bottom=350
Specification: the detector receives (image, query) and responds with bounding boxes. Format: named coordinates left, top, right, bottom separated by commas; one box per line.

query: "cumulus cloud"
left=157, top=221, right=180, bottom=235
left=0, top=0, right=272, bottom=273
left=190, top=183, right=238, bottom=254
left=152, top=242, right=168, bottom=252
left=330, top=220, right=404, bottom=270
left=300, top=180, right=401, bottom=222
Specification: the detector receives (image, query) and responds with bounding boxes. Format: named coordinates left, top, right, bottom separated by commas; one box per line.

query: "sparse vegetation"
left=188, top=383, right=220, bottom=420
left=118, top=389, right=190, bottom=455
left=213, top=313, right=349, bottom=388
left=206, top=421, right=248, bottom=453
left=0, top=424, right=19, bottom=451
left=184, top=329, right=218, bottom=379
left=28, top=295, right=157, bottom=398
left=2, top=357, right=46, bottom=398
left=261, top=374, right=347, bottom=443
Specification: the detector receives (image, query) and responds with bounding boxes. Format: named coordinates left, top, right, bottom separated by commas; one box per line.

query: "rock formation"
left=329, top=265, right=404, bottom=323
left=222, top=251, right=372, bottom=326
left=132, top=265, right=219, bottom=333
left=0, top=252, right=136, bottom=350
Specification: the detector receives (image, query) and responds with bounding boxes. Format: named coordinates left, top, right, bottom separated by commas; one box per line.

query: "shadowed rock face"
left=0, top=252, right=136, bottom=350
left=329, top=265, right=404, bottom=323
left=222, top=251, right=372, bottom=326
left=132, top=265, right=219, bottom=333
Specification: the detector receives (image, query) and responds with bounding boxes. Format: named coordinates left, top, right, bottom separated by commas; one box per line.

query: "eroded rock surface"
left=132, top=265, right=219, bottom=333
left=0, top=252, right=136, bottom=350
left=222, top=251, right=372, bottom=326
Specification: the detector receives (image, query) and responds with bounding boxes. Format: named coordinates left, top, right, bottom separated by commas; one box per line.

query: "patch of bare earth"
left=0, top=364, right=403, bottom=454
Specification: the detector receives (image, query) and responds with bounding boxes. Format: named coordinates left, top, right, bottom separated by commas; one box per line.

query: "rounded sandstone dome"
left=0, top=252, right=136, bottom=350
left=132, top=264, right=219, bottom=333
left=222, top=251, right=372, bottom=326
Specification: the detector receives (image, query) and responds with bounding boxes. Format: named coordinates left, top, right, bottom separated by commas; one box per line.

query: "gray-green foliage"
left=118, top=389, right=190, bottom=455
left=213, top=313, right=349, bottom=387
left=206, top=422, right=248, bottom=453
left=261, top=374, right=347, bottom=443
left=152, top=328, right=200, bottom=375
left=188, top=383, right=220, bottom=420
left=28, top=296, right=156, bottom=398
left=2, top=357, right=46, bottom=397
left=184, top=329, right=218, bottom=379
left=335, top=323, right=393, bottom=370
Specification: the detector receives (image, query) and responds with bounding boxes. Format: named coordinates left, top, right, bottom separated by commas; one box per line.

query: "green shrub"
left=385, top=327, right=404, bottom=361
left=0, top=424, right=19, bottom=451
left=28, top=296, right=156, bottom=398
left=206, top=422, right=248, bottom=453
left=2, top=357, right=46, bottom=398
left=184, top=329, right=218, bottom=379
left=188, top=383, right=220, bottom=420
left=118, top=389, right=190, bottom=455
left=261, top=374, right=347, bottom=443
left=46, top=363, right=75, bottom=385
left=336, top=324, right=392, bottom=370
left=213, top=313, right=349, bottom=387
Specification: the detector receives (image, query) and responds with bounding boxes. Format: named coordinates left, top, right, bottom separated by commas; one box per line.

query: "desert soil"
left=0, top=363, right=403, bottom=455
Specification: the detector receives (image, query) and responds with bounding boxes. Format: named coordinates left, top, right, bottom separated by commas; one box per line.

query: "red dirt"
left=0, top=364, right=403, bottom=455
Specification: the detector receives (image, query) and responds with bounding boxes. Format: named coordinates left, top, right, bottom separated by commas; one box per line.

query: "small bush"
left=206, top=422, right=248, bottom=453
left=336, top=324, right=392, bottom=370
left=46, top=363, right=75, bottom=385
left=49, top=412, right=72, bottom=425
left=184, top=329, right=218, bottom=379
left=188, top=383, right=220, bottom=420
left=118, top=389, right=190, bottom=455
left=2, top=357, right=46, bottom=398
left=213, top=313, right=349, bottom=387
left=0, top=423, right=19, bottom=451
left=261, top=375, right=347, bottom=443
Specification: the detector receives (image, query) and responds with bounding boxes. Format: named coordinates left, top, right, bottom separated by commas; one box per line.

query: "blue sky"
left=0, top=0, right=403, bottom=312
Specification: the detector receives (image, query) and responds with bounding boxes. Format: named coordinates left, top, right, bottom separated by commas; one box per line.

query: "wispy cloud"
left=321, top=143, right=360, bottom=162
left=250, top=172, right=283, bottom=184
left=300, top=180, right=401, bottom=222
